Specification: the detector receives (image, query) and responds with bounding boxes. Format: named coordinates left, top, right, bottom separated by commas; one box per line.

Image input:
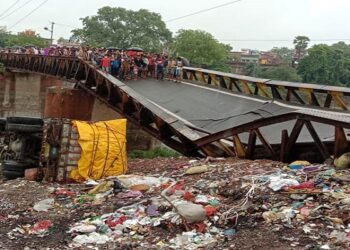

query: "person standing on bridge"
left=156, top=55, right=164, bottom=80
left=174, top=57, right=183, bottom=83
left=101, top=55, right=111, bottom=73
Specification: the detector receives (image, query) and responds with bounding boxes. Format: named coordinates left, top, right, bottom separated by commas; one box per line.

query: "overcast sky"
left=1, top=0, right=350, bottom=51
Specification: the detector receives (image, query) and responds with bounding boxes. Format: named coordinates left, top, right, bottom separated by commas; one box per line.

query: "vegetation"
left=298, top=44, right=350, bottom=86
left=243, top=36, right=350, bottom=86
left=129, top=146, right=181, bottom=159
left=172, top=29, right=232, bottom=72
left=244, top=63, right=301, bottom=82
left=71, top=7, right=172, bottom=52
left=271, top=47, right=294, bottom=65
left=293, top=35, right=310, bottom=62
left=0, top=30, right=48, bottom=48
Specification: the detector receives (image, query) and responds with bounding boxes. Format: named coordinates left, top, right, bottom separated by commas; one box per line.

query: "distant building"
left=57, top=38, right=80, bottom=47
left=228, top=49, right=283, bottom=74
left=259, top=51, right=282, bottom=65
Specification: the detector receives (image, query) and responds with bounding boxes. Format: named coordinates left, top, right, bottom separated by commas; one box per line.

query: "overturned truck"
left=0, top=116, right=127, bottom=182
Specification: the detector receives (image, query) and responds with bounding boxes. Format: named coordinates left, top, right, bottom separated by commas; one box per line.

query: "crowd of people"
left=1, top=46, right=185, bottom=82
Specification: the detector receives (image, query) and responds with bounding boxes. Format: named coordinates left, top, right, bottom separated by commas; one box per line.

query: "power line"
left=54, top=22, right=78, bottom=29
left=9, top=0, right=50, bottom=29
left=166, top=0, right=244, bottom=22
left=219, top=38, right=350, bottom=42
left=0, top=0, right=21, bottom=18
left=0, top=0, right=35, bottom=21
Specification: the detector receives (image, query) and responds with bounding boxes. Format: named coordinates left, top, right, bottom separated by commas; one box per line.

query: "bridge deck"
left=127, top=79, right=343, bottom=144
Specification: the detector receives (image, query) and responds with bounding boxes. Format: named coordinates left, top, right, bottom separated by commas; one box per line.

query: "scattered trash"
left=72, top=232, right=111, bottom=245
left=25, top=168, right=38, bottom=181
left=176, top=203, right=207, bottom=223
left=88, top=180, right=114, bottom=194
left=185, top=165, right=210, bottom=175
left=334, top=152, right=350, bottom=169
left=2, top=157, right=350, bottom=249
left=33, top=198, right=54, bottom=212
left=268, top=176, right=299, bottom=191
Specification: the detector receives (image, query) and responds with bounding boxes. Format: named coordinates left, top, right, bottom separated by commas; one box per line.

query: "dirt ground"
left=0, top=157, right=349, bottom=249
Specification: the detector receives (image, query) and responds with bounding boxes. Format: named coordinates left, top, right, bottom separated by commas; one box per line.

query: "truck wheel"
left=6, top=117, right=43, bottom=126
left=3, top=160, right=32, bottom=171
left=3, top=170, right=25, bottom=180
left=5, top=123, right=43, bottom=133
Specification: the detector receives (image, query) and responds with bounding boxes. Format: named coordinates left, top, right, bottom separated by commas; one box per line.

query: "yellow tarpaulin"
left=70, top=119, right=127, bottom=182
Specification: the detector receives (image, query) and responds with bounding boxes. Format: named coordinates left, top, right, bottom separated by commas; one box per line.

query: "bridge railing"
left=183, top=66, right=350, bottom=111
left=1, top=53, right=350, bottom=161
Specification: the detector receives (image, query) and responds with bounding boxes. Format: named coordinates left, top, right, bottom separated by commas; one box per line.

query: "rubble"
left=0, top=156, right=349, bottom=249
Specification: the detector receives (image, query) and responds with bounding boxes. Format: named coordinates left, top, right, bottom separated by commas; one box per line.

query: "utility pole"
left=44, top=21, right=55, bottom=45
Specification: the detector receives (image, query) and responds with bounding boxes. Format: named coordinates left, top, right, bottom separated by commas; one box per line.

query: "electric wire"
left=219, top=38, right=350, bottom=42
left=0, top=0, right=35, bottom=21
left=9, top=0, right=50, bottom=29
left=166, top=0, right=244, bottom=22
left=0, top=0, right=21, bottom=19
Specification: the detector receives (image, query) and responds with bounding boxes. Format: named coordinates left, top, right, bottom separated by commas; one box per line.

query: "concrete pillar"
left=44, top=87, right=95, bottom=121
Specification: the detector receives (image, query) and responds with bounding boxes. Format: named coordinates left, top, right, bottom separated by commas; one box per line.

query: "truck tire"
left=3, top=160, right=32, bottom=171
left=6, top=117, right=43, bottom=126
left=0, top=118, right=6, bottom=125
left=3, top=170, right=25, bottom=180
left=5, top=123, right=43, bottom=133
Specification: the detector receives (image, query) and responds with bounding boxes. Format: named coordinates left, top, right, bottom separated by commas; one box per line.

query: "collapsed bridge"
left=1, top=53, right=350, bottom=162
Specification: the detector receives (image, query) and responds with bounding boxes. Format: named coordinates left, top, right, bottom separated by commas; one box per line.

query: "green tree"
left=244, top=63, right=261, bottom=77
left=71, top=7, right=172, bottom=51
left=331, top=41, right=350, bottom=57
left=271, top=47, right=294, bottom=65
left=298, top=44, right=350, bottom=86
left=293, top=35, right=310, bottom=62
left=0, top=32, right=9, bottom=47
left=57, top=37, right=66, bottom=44
left=244, top=63, right=301, bottom=82
left=172, top=29, right=232, bottom=71
left=259, top=65, right=301, bottom=82
left=6, top=30, right=48, bottom=47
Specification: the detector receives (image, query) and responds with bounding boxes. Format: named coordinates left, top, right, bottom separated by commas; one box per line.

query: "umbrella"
left=179, top=56, right=190, bottom=66
left=11, top=45, right=24, bottom=49
left=127, top=46, right=144, bottom=52
left=107, top=47, right=120, bottom=51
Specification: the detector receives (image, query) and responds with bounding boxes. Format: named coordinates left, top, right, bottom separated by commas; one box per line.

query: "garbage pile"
left=251, top=159, right=350, bottom=249
left=66, top=157, right=350, bottom=249
left=1, top=156, right=350, bottom=249
left=67, top=173, right=224, bottom=249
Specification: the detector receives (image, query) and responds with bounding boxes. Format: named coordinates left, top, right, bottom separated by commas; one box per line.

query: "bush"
left=129, top=146, right=181, bottom=159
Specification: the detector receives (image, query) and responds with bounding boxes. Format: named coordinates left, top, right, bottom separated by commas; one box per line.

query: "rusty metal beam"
left=254, top=128, right=276, bottom=159
left=233, top=135, right=246, bottom=158
left=334, top=126, right=348, bottom=157
left=285, top=119, right=304, bottom=158
left=304, top=120, right=330, bottom=160
left=246, top=130, right=257, bottom=159
left=280, top=129, right=289, bottom=162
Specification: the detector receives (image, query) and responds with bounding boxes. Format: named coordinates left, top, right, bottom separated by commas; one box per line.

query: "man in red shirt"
left=101, top=55, right=111, bottom=73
